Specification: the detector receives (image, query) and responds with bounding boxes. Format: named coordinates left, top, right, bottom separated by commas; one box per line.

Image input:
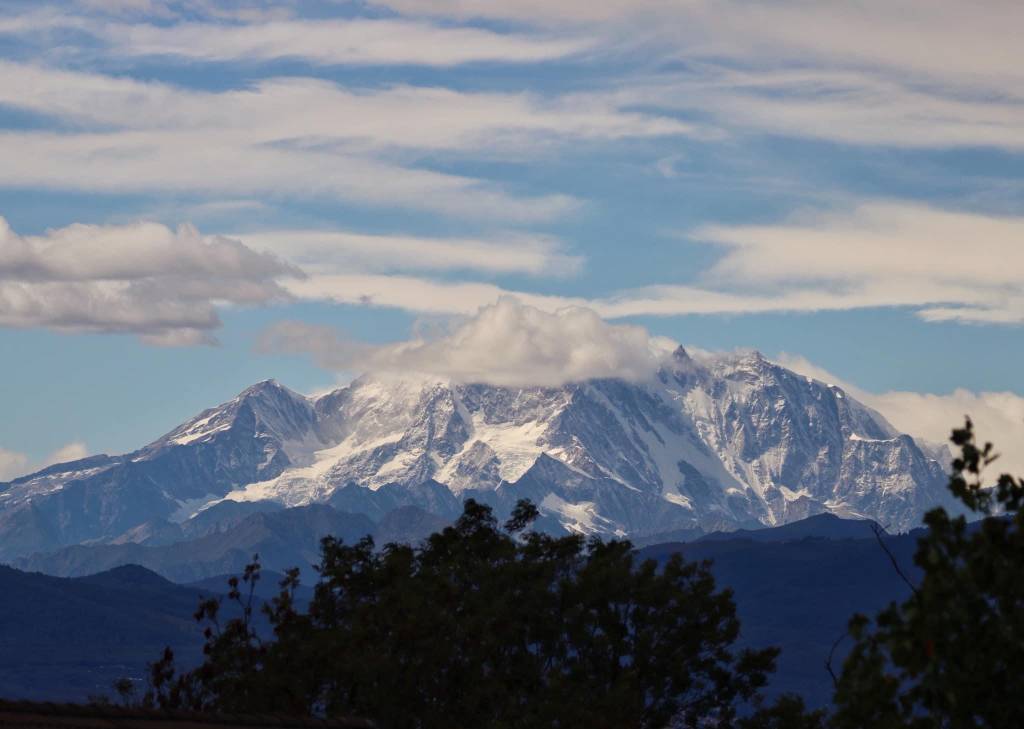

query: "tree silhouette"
left=832, top=418, right=1024, bottom=728
left=143, top=498, right=812, bottom=728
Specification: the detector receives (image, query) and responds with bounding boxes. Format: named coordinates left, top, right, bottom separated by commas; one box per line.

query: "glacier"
left=0, top=347, right=956, bottom=561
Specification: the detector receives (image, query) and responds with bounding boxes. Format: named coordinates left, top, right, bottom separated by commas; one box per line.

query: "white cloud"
left=260, top=297, right=675, bottom=387
left=0, top=216, right=298, bottom=343
left=42, top=441, right=89, bottom=466
left=241, top=229, right=581, bottom=277
left=374, top=0, right=1024, bottom=94
left=775, top=353, right=1024, bottom=478
left=684, top=202, right=1024, bottom=324
left=368, top=0, right=678, bottom=24
left=624, top=68, right=1024, bottom=151
left=5, top=2, right=1022, bottom=158
left=698, top=202, right=1022, bottom=289
left=75, top=0, right=173, bottom=14
left=286, top=273, right=586, bottom=316
left=0, top=62, right=692, bottom=221
left=0, top=440, right=90, bottom=481
left=106, top=18, right=591, bottom=66
left=0, top=448, right=30, bottom=482
left=370, top=0, right=1024, bottom=152
left=5, top=6, right=590, bottom=65
left=285, top=200, right=1024, bottom=325
left=0, top=63, right=691, bottom=150
left=0, top=130, right=577, bottom=225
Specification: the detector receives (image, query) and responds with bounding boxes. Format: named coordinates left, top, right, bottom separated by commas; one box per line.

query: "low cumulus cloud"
left=0, top=448, right=28, bottom=482
left=260, top=297, right=676, bottom=387
left=0, top=217, right=299, bottom=345
left=776, top=354, right=1024, bottom=477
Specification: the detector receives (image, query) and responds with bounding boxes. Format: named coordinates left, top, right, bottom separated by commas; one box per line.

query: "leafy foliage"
left=143, top=499, right=794, bottom=728
left=832, top=418, right=1024, bottom=728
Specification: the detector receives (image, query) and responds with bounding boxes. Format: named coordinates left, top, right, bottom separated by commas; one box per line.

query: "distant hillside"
left=15, top=504, right=445, bottom=582
left=1, top=513, right=928, bottom=706
left=639, top=528, right=922, bottom=707
left=0, top=565, right=211, bottom=702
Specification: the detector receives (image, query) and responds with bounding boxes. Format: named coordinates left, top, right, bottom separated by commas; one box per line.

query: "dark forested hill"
left=0, top=564, right=212, bottom=701
left=639, top=528, right=921, bottom=707
left=2, top=514, right=925, bottom=707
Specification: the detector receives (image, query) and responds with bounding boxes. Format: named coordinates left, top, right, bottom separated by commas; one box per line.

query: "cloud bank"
left=0, top=217, right=298, bottom=344
left=260, top=297, right=675, bottom=387
left=690, top=202, right=1024, bottom=324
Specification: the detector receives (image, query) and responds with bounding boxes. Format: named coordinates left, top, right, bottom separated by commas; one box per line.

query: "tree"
left=831, top=419, right=1024, bottom=728
left=144, top=499, right=799, bottom=728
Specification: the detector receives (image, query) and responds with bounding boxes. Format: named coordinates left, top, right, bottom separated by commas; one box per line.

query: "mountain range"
left=0, top=348, right=956, bottom=565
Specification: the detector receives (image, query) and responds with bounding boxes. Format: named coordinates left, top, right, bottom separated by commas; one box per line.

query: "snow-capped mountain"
left=0, top=348, right=955, bottom=561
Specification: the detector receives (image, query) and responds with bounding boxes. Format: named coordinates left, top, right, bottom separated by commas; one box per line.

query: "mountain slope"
left=638, top=529, right=923, bottom=707
left=0, top=351, right=955, bottom=559
left=16, top=505, right=376, bottom=582
left=1, top=518, right=923, bottom=707
left=0, top=381, right=321, bottom=561
left=0, top=564, right=211, bottom=701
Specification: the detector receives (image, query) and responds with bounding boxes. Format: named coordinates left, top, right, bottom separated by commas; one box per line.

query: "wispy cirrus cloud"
left=241, top=229, right=581, bottom=277
left=2, top=8, right=592, bottom=66
left=105, top=18, right=592, bottom=66
left=285, top=273, right=586, bottom=316
left=622, top=68, right=1024, bottom=152
left=278, top=201, right=1024, bottom=326
left=683, top=202, right=1024, bottom=324
left=375, top=0, right=1024, bottom=92
left=372, top=0, right=1024, bottom=152
left=0, top=61, right=691, bottom=221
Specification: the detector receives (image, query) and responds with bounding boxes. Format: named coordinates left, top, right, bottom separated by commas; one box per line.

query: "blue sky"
left=0, top=0, right=1022, bottom=476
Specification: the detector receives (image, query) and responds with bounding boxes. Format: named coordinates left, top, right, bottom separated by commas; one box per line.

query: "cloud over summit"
left=261, top=297, right=676, bottom=388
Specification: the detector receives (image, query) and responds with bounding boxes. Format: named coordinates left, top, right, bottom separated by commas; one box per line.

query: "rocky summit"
left=0, top=348, right=956, bottom=562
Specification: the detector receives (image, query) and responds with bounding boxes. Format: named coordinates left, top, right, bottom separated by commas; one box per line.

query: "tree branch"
left=824, top=630, right=846, bottom=690
left=871, top=523, right=919, bottom=597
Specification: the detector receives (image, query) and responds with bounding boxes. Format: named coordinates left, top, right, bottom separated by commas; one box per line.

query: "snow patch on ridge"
left=540, top=493, right=625, bottom=537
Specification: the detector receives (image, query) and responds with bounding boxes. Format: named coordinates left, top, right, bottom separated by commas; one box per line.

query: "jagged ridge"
left=0, top=350, right=955, bottom=561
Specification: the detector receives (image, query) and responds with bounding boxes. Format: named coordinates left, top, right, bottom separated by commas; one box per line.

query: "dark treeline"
left=127, top=420, right=1024, bottom=728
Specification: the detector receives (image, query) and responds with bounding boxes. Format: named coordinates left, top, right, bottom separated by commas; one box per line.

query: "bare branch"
left=871, top=523, right=919, bottom=597
left=824, top=630, right=847, bottom=690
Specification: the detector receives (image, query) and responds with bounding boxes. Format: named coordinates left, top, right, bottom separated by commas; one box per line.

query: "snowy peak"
left=212, top=360, right=950, bottom=536
left=157, top=379, right=316, bottom=451
left=0, top=356, right=957, bottom=560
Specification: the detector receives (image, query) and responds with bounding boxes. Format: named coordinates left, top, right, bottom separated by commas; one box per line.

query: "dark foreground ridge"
left=0, top=513, right=917, bottom=707
left=0, top=700, right=371, bottom=728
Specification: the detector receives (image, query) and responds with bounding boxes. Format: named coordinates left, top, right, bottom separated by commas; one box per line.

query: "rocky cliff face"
left=0, top=350, right=955, bottom=561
